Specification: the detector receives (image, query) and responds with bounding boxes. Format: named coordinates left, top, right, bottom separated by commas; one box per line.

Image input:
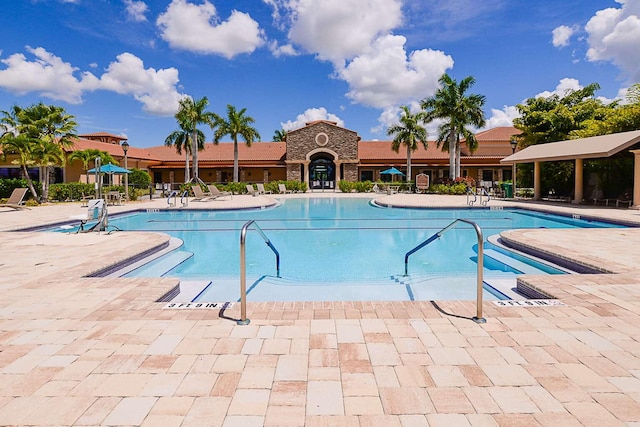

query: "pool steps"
left=124, top=250, right=193, bottom=278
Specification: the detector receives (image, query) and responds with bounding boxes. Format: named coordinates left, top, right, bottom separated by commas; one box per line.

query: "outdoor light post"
left=510, top=138, right=517, bottom=199
left=122, top=140, right=129, bottom=200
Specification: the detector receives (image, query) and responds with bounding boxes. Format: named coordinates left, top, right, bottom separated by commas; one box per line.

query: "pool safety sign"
left=163, top=302, right=233, bottom=309
left=492, top=299, right=565, bottom=307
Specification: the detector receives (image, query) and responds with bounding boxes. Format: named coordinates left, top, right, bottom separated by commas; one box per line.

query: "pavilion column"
left=303, top=161, right=310, bottom=187
left=631, top=149, right=640, bottom=208
left=334, top=160, right=342, bottom=182
left=534, top=161, right=542, bottom=200
left=573, top=158, right=584, bottom=204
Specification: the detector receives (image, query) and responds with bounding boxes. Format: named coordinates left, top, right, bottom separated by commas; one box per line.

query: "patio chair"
left=246, top=184, right=256, bottom=195
left=256, top=183, right=272, bottom=194
left=191, top=185, right=213, bottom=201
left=278, top=183, right=292, bottom=194
left=616, top=191, right=633, bottom=208
left=0, top=188, right=30, bottom=210
left=207, top=184, right=232, bottom=200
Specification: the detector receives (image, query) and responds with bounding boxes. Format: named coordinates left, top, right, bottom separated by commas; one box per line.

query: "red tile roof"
left=358, top=141, right=449, bottom=160
left=146, top=142, right=287, bottom=162
left=475, top=126, right=522, bottom=141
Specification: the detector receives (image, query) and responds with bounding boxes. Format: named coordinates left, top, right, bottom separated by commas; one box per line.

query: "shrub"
left=129, top=168, right=151, bottom=189
left=0, top=178, right=40, bottom=200
left=48, top=183, right=94, bottom=201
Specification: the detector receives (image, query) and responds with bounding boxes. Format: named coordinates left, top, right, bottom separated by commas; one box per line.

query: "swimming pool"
left=97, top=198, right=620, bottom=302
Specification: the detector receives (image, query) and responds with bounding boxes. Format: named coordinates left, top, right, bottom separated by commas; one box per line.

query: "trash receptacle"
left=502, top=183, right=513, bottom=198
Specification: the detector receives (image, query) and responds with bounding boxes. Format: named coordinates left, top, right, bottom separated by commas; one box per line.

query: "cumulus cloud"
left=124, top=0, right=148, bottom=22
left=268, top=0, right=403, bottom=64
left=339, top=35, right=454, bottom=108
left=585, top=0, right=640, bottom=81
left=98, top=53, right=185, bottom=115
left=534, top=77, right=583, bottom=98
left=0, top=47, right=98, bottom=104
left=552, top=25, right=576, bottom=47
left=0, top=47, right=184, bottom=116
left=268, top=41, right=298, bottom=57
left=281, top=107, right=344, bottom=131
left=483, top=105, right=520, bottom=129
left=157, top=0, right=265, bottom=59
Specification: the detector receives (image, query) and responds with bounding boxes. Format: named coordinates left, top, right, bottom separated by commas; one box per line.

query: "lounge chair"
left=278, top=183, right=292, bottom=194
left=0, top=188, right=30, bottom=210
left=191, top=185, right=213, bottom=201
left=616, top=191, right=633, bottom=208
left=256, top=183, right=272, bottom=194
left=207, top=184, right=232, bottom=200
left=246, top=184, right=256, bottom=195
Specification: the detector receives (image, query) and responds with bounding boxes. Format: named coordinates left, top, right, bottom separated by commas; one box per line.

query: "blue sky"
left=0, top=0, right=638, bottom=148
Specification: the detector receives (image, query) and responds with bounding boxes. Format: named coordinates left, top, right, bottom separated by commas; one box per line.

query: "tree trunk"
left=406, top=144, right=412, bottom=183
left=191, top=130, right=198, bottom=183
left=455, top=142, right=461, bottom=179
left=22, top=165, right=39, bottom=201
left=448, top=129, right=456, bottom=180
left=233, top=138, right=239, bottom=182
left=184, top=150, right=190, bottom=183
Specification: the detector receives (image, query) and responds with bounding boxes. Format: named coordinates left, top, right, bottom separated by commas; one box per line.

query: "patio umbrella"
left=380, top=167, right=405, bottom=176
left=87, top=163, right=131, bottom=187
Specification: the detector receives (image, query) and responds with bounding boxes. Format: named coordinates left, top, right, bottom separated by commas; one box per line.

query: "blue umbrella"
left=87, top=164, right=131, bottom=174
left=380, top=167, right=405, bottom=176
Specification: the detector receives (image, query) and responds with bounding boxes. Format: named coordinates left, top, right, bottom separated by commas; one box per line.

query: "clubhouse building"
left=1, top=121, right=521, bottom=190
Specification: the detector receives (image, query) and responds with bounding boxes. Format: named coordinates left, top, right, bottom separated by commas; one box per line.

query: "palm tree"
left=68, top=149, right=117, bottom=183
left=421, top=74, right=486, bottom=179
left=0, top=106, right=40, bottom=199
left=165, top=126, right=192, bottom=183
left=386, top=105, right=428, bottom=182
left=212, top=105, right=261, bottom=183
left=31, top=140, right=66, bottom=200
left=273, top=129, right=287, bottom=142
left=174, top=96, right=214, bottom=184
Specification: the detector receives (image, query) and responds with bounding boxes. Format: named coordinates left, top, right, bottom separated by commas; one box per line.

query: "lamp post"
left=122, top=140, right=129, bottom=201
left=510, top=138, right=517, bottom=199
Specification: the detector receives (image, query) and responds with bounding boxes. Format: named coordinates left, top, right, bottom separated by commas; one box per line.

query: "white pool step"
left=125, top=250, right=193, bottom=277
left=483, top=249, right=549, bottom=275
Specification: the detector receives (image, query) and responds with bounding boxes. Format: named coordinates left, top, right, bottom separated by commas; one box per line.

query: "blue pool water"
left=78, top=198, right=621, bottom=302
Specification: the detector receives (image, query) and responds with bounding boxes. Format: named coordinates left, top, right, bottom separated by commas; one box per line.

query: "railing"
left=167, top=190, right=177, bottom=207
left=404, top=219, right=486, bottom=323
left=180, top=190, right=189, bottom=207
left=238, top=220, right=281, bottom=325
left=466, top=188, right=477, bottom=206
left=479, top=187, right=491, bottom=206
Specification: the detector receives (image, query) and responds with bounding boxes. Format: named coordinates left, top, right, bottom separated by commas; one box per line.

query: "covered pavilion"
left=501, top=129, right=640, bottom=206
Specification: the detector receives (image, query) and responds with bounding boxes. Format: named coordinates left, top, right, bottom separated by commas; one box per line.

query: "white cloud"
left=552, top=25, right=576, bottom=47
left=268, top=41, right=298, bottom=57
left=0, top=47, right=99, bottom=104
left=535, top=77, right=583, bottom=98
left=483, top=105, right=520, bottom=129
left=585, top=0, right=640, bottom=81
left=98, top=53, right=185, bottom=115
left=339, top=35, right=454, bottom=108
left=281, top=107, right=344, bottom=131
left=124, top=0, right=148, bottom=22
left=156, top=0, right=265, bottom=59
left=273, top=0, right=403, bottom=64
left=0, top=47, right=184, bottom=116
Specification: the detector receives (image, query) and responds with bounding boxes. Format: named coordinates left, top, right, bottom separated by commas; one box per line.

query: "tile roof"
left=474, top=126, right=522, bottom=141
left=77, top=132, right=128, bottom=141
left=146, top=142, right=287, bottom=162
left=358, top=141, right=449, bottom=160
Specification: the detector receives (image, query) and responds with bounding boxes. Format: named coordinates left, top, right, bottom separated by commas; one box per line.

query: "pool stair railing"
left=239, top=220, right=281, bottom=325
left=167, top=190, right=189, bottom=207
left=404, top=218, right=486, bottom=323
left=466, top=187, right=491, bottom=206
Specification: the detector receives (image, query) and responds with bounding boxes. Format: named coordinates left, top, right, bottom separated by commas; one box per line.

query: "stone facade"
left=286, top=121, right=359, bottom=162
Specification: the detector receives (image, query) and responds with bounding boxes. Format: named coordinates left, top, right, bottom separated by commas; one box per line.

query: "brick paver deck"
left=1, top=194, right=640, bottom=426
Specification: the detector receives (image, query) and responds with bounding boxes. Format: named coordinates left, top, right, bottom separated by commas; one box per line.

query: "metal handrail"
left=479, top=187, right=491, bottom=206
left=404, top=219, right=486, bottom=323
left=167, top=190, right=177, bottom=207
left=466, top=188, right=477, bottom=206
left=238, top=220, right=280, bottom=325
left=180, top=190, right=189, bottom=207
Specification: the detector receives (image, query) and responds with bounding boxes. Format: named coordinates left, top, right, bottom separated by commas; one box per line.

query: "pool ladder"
left=404, top=219, right=486, bottom=323
left=238, top=220, right=280, bottom=325
left=466, top=188, right=491, bottom=206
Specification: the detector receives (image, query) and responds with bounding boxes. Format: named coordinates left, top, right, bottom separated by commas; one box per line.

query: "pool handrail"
left=404, top=218, right=486, bottom=323
left=239, top=220, right=281, bottom=325
left=180, top=190, right=189, bottom=207
left=479, top=187, right=491, bottom=206
left=466, top=188, right=477, bottom=206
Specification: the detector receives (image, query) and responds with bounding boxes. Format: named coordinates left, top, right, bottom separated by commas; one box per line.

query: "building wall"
left=286, top=122, right=359, bottom=161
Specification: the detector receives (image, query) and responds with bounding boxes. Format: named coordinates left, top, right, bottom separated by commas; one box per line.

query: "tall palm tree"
left=165, top=126, right=193, bottom=183
left=273, top=129, right=287, bottom=142
left=174, top=96, right=214, bottom=184
left=421, top=74, right=486, bottom=179
left=212, top=105, right=261, bottom=183
left=386, top=105, right=428, bottom=182
left=31, top=140, right=66, bottom=200
left=0, top=133, right=39, bottom=200
left=68, top=149, right=117, bottom=183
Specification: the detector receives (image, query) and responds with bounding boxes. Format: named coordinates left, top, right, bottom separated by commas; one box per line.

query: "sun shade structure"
left=500, top=130, right=640, bottom=205
left=87, top=164, right=132, bottom=174
left=380, top=167, right=405, bottom=175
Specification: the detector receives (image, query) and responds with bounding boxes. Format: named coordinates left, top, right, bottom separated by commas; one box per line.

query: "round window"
left=315, top=132, right=329, bottom=146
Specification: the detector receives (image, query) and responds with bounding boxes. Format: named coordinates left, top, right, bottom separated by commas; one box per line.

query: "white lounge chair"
left=256, top=183, right=272, bottom=194
left=246, top=184, right=256, bottom=195
left=207, top=184, right=232, bottom=200
left=278, top=183, right=292, bottom=194
left=0, top=188, right=30, bottom=210
left=191, top=185, right=213, bottom=201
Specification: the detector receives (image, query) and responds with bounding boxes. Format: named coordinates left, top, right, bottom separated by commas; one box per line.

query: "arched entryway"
left=309, top=153, right=335, bottom=190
